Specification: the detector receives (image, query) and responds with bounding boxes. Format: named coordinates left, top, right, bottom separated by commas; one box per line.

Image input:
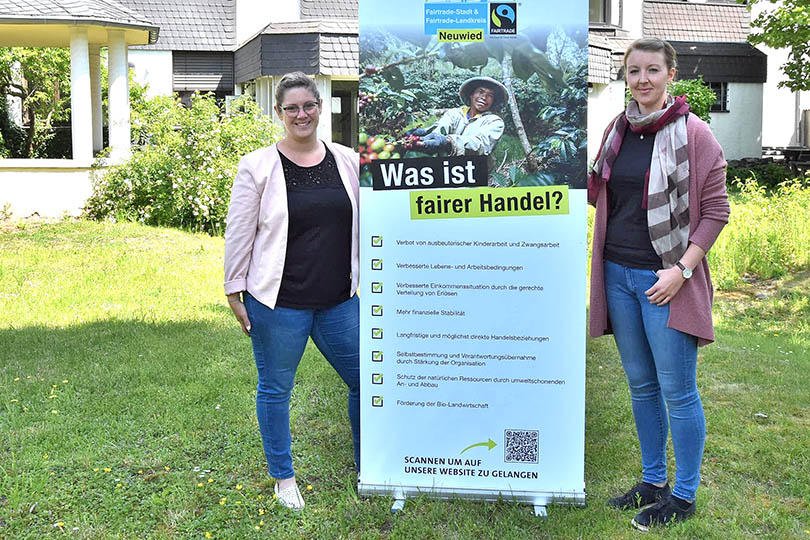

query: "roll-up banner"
left=358, top=0, right=588, bottom=511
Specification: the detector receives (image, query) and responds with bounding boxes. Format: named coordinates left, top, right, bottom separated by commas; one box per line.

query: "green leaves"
left=748, top=0, right=810, bottom=91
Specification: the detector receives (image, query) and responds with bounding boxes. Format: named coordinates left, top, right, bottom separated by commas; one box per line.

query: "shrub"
left=726, top=160, right=802, bottom=190
left=84, top=93, right=282, bottom=234
left=668, top=77, right=716, bottom=123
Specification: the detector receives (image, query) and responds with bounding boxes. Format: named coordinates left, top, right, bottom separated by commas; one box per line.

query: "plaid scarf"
left=589, top=95, right=691, bottom=268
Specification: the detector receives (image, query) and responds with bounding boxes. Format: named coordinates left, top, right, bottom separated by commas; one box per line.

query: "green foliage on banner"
left=359, top=26, right=587, bottom=187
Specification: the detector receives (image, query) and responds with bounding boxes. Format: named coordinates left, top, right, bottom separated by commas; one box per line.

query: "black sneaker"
left=607, top=481, right=670, bottom=510
left=631, top=494, right=696, bottom=531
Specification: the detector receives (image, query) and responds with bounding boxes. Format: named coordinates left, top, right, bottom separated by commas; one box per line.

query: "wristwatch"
left=676, top=261, right=693, bottom=279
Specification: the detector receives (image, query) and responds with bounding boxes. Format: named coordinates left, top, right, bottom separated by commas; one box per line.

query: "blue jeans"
left=604, top=260, right=705, bottom=501
left=244, top=293, right=360, bottom=480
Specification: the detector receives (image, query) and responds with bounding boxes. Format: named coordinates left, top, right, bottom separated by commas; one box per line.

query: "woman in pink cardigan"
left=223, top=72, right=360, bottom=511
left=589, top=38, right=729, bottom=530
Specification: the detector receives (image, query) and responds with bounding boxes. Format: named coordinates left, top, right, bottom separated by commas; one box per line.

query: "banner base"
left=359, top=482, right=586, bottom=509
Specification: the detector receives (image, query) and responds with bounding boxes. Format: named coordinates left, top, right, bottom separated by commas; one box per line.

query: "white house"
left=588, top=0, right=768, bottom=161
left=119, top=0, right=359, bottom=147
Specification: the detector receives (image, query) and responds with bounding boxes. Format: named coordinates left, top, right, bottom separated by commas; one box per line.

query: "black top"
left=276, top=144, right=352, bottom=309
left=603, top=129, right=663, bottom=270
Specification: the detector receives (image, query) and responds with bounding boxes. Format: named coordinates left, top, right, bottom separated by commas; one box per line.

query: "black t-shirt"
left=603, top=129, right=663, bottom=270
left=275, top=144, right=352, bottom=309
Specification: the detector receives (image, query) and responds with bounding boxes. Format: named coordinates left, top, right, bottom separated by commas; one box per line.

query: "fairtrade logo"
left=489, top=3, right=517, bottom=34
left=491, top=4, right=515, bottom=28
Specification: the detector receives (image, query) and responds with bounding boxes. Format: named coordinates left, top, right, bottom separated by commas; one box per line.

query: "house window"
left=590, top=0, right=610, bottom=23
left=709, top=82, right=728, bottom=113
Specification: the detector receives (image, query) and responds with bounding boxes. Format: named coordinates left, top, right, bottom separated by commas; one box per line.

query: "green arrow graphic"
left=460, top=438, right=497, bottom=454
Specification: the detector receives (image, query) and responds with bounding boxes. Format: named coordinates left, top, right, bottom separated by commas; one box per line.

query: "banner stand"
left=358, top=0, right=589, bottom=516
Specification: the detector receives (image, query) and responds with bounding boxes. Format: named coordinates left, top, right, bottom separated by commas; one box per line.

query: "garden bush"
left=84, top=93, right=282, bottom=234
left=726, top=159, right=802, bottom=190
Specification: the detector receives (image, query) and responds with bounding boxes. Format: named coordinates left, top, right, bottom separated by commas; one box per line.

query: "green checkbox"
left=372, top=396, right=383, bottom=407
left=371, top=259, right=383, bottom=270
left=372, top=373, right=383, bottom=384
left=371, top=282, right=383, bottom=293
left=372, top=328, right=383, bottom=339
left=371, top=235, right=383, bottom=247
left=372, top=305, right=383, bottom=316
left=372, top=350, right=383, bottom=362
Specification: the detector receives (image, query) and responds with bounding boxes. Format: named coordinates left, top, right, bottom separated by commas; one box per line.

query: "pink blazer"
left=223, top=141, right=360, bottom=309
left=589, top=115, right=730, bottom=345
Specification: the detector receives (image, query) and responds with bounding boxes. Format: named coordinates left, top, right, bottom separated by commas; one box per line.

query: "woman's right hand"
left=227, top=294, right=251, bottom=336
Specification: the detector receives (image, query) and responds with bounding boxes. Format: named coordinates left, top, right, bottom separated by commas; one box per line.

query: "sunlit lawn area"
left=1, top=210, right=808, bottom=538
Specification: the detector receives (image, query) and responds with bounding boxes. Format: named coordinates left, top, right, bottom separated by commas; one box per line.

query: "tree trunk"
left=501, top=55, right=533, bottom=157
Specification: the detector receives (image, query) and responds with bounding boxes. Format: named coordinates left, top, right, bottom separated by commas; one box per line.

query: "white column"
left=108, top=30, right=131, bottom=161
left=6, top=61, right=23, bottom=126
left=315, top=75, right=332, bottom=141
left=69, top=27, right=93, bottom=162
left=89, top=45, right=103, bottom=153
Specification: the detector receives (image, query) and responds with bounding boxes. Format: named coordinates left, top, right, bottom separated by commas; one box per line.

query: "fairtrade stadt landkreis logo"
left=489, top=3, right=517, bottom=35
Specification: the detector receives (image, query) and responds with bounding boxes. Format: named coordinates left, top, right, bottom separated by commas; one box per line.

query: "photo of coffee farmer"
left=407, top=76, right=506, bottom=167
left=358, top=19, right=587, bottom=188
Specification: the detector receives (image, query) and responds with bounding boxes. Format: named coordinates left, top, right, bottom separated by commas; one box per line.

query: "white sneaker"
left=274, top=482, right=305, bottom=510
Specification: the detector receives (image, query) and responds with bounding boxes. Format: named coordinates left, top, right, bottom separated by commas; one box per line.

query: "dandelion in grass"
left=14, top=377, right=20, bottom=381
left=219, top=497, right=227, bottom=505
left=306, top=485, right=312, bottom=491
left=104, top=468, right=111, bottom=472
left=256, top=494, right=262, bottom=499
left=208, top=478, right=213, bottom=483
left=116, top=483, right=122, bottom=488
left=205, top=533, right=212, bottom=539
left=43, top=454, right=48, bottom=460
left=51, top=410, right=58, bottom=414
left=138, top=470, right=143, bottom=474
left=93, top=468, right=99, bottom=472
left=10, top=399, right=17, bottom=403
left=236, top=501, right=242, bottom=505
left=62, top=380, right=68, bottom=384
left=235, top=484, right=242, bottom=490
left=258, top=508, right=265, bottom=516
left=197, top=482, right=204, bottom=488
left=164, top=466, right=170, bottom=471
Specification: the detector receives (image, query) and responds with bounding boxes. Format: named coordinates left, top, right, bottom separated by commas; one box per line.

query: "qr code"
left=504, top=429, right=539, bottom=463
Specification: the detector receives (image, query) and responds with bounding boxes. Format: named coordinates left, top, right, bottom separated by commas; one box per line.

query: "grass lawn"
left=1, top=220, right=809, bottom=539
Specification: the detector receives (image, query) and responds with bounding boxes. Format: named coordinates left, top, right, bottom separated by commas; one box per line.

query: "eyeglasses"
left=280, top=102, right=320, bottom=116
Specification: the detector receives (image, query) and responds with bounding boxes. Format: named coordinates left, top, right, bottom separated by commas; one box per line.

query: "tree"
left=0, top=47, right=71, bottom=157
left=745, top=0, right=810, bottom=91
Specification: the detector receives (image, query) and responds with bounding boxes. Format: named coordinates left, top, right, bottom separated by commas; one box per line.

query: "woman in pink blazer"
left=224, top=72, right=360, bottom=511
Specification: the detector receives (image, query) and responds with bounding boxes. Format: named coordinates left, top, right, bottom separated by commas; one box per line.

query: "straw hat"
left=458, top=76, right=507, bottom=108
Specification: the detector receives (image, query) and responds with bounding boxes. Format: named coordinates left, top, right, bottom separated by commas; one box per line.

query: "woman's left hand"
left=645, top=266, right=685, bottom=306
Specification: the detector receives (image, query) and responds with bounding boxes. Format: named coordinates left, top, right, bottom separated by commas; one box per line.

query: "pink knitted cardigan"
left=589, top=114, right=730, bottom=346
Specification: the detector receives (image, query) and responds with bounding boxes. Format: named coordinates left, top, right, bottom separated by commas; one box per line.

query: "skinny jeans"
left=604, top=260, right=705, bottom=501
left=244, top=293, right=360, bottom=480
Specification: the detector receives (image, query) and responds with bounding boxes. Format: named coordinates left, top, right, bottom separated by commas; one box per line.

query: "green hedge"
left=84, top=93, right=282, bottom=234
